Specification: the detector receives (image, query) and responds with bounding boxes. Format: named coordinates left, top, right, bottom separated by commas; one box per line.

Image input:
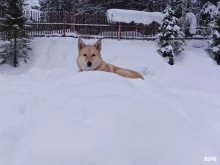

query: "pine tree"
left=170, top=0, right=183, bottom=19
left=207, top=14, right=220, bottom=65
left=197, top=1, right=217, bottom=25
left=75, top=0, right=105, bottom=14
left=0, top=0, right=7, bottom=7
left=157, top=5, right=184, bottom=65
left=39, top=0, right=75, bottom=12
left=127, top=0, right=164, bottom=12
left=0, top=0, right=32, bottom=67
left=74, top=0, right=166, bottom=14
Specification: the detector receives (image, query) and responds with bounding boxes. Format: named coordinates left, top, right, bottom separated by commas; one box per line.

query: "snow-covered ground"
left=0, top=38, right=220, bottom=165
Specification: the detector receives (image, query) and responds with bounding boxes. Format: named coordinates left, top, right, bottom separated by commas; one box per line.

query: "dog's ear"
left=78, top=38, right=85, bottom=51
left=94, top=39, right=102, bottom=51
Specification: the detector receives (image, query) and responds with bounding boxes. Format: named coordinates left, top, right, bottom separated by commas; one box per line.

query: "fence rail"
left=25, top=23, right=160, bottom=40
left=0, top=10, right=211, bottom=40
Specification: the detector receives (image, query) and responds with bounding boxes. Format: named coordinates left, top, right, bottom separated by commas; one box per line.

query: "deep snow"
left=0, top=38, right=220, bottom=165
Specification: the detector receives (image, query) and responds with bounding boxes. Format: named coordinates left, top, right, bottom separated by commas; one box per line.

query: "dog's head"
left=77, top=39, right=103, bottom=71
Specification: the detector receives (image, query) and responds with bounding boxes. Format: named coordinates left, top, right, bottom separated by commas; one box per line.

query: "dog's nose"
left=87, top=61, right=92, bottom=67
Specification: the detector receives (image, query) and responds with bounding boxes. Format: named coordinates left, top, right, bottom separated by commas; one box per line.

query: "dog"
left=76, top=39, right=144, bottom=80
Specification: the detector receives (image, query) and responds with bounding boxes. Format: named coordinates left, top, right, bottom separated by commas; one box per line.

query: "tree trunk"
left=181, top=0, right=189, bottom=43
left=13, top=30, right=17, bottom=68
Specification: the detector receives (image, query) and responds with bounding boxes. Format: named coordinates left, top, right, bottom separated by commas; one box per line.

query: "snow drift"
left=0, top=38, right=220, bottom=165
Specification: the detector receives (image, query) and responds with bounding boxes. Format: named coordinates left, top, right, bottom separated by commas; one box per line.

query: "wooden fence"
left=26, top=22, right=160, bottom=40
left=0, top=10, right=211, bottom=40
left=21, top=11, right=161, bottom=40
left=24, top=11, right=108, bottom=24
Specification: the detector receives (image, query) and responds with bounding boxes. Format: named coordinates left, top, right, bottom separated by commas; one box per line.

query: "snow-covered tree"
left=39, top=0, right=75, bottom=12
left=127, top=0, right=166, bottom=12
left=75, top=0, right=105, bottom=14
left=198, top=0, right=218, bottom=6
left=0, top=0, right=32, bottom=67
left=170, top=0, right=197, bottom=19
left=75, top=0, right=128, bottom=14
left=157, top=5, right=185, bottom=65
left=23, top=0, right=40, bottom=10
left=75, top=0, right=166, bottom=14
left=170, top=0, right=183, bottom=18
left=179, top=12, right=197, bottom=36
left=197, top=1, right=217, bottom=25
left=207, top=14, right=220, bottom=65
left=0, top=0, right=7, bottom=7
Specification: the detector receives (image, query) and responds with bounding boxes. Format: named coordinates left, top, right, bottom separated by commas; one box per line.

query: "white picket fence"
left=24, top=10, right=42, bottom=22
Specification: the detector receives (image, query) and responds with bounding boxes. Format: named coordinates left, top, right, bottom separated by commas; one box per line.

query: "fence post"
left=63, top=22, right=66, bottom=37
left=63, top=11, right=66, bottom=37
left=13, top=29, right=17, bottom=68
left=118, top=24, right=121, bottom=41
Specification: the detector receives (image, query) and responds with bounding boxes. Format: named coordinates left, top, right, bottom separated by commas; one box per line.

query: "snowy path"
left=0, top=38, right=220, bottom=165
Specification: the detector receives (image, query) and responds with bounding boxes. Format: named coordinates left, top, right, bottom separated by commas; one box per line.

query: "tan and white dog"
left=76, top=39, right=144, bottom=80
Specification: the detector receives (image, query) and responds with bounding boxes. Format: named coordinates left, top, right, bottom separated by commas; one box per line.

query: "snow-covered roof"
left=106, top=9, right=165, bottom=25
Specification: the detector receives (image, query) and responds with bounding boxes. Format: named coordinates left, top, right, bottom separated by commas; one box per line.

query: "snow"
left=25, top=0, right=40, bottom=8
left=0, top=38, right=220, bottom=165
left=179, top=12, right=197, bottom=34
left=106, top=9, right=165, bottom=25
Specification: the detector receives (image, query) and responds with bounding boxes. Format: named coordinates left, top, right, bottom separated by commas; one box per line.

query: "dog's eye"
left=83, top=54, right=87, bottom=57
left=92, top=54, right=95, bottom=57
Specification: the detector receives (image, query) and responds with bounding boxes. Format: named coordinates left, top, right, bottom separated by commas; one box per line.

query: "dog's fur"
left=76, top=39, right=144, bottom=80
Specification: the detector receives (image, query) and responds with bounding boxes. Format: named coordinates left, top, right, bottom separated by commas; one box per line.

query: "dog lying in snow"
left=76, top=39, right=144, bottom=80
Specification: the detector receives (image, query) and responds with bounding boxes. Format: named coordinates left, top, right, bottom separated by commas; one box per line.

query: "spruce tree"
left=197, top=2, right=217, bottom=26
left=39, top=0, right=75, bottom=12
left=157, top=5, right=184, bottom=65
left=0, top=0, right=32, bottom=67
left=75, top=0, right=105, bottom=14
left=170, top=0, right=183, bottom=19
left=207, top=14, right=220, bottom=65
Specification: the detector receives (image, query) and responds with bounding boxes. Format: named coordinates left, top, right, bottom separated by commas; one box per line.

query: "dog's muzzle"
left=87, top=61, right=92, bottom=67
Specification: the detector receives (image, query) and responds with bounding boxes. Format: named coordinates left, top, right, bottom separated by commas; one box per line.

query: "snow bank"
left=106, top=9, right=164, bottom=25
left=0, top=70, right=220, bottom=165
left=0, top=38, right=220, bottom=165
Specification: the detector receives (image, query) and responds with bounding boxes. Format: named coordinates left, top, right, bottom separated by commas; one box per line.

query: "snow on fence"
left=106, top=9, right=165, bottom=25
